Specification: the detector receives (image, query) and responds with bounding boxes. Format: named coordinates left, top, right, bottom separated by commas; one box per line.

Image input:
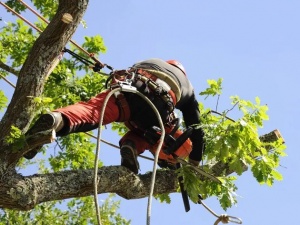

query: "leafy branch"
left=178, top=79, right=286, bottom=210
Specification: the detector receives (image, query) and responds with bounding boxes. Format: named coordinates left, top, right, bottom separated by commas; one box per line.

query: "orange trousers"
left=55, top=90, right=192, bottom=163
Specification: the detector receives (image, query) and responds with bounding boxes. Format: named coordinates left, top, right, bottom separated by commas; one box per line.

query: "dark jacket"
left=127, top=58, right=205, bottom=162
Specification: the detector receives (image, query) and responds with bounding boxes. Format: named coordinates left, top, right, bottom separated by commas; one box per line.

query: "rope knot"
left=214, top=214, right=230, bottom=225
left=220, top=214, right=230, bottom=223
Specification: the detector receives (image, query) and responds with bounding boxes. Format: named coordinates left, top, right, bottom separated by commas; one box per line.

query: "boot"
left=120, top=141, right=140, bottom=174
left=24, top=112, right=64, bottom=159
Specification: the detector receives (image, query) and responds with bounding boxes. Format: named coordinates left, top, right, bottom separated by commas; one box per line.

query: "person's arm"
left=179, top=92, right=205, bottom=165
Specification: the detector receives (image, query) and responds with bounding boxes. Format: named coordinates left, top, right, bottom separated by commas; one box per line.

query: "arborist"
left=24, top=58, right=205, bottom=174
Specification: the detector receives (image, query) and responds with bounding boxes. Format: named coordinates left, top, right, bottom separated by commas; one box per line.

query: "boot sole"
left=24, top=114, right=56, bottom=159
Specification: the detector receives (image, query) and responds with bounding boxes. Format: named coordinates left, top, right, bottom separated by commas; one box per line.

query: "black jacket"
left=125, top=58, right=205, bottom=162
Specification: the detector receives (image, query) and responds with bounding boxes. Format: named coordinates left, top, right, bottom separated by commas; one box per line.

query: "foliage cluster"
left=173, top=78, right=286, bottom=210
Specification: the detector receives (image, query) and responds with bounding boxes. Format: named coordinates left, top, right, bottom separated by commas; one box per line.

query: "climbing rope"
left=17, top=0, right=91, bottom=56
left=1, top=0, right=107, bottom=73
left=93, top=88, right=119, bottom=225
left=198, top=198, right=242, bottom=225
left=93, top=85, right=165, bottom=225
left=0, top=1, right=43, bottom=33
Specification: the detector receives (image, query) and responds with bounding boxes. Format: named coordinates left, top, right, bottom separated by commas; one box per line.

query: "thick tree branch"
left=0, top=166, right=177, bottom=210
left=0, top=127, right=283, bottom=211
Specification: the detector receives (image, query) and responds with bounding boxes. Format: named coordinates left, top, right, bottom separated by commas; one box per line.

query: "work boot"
left=120, top=141, right=140, bottom=174
left=24, top=112, right=64, bottom=159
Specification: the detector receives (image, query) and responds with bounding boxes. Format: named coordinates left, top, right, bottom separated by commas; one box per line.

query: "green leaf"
left=199, top=78, right=223, bottom=98
left=4, top=126, right=26, bottom=152
left=0, top=90, right=8, bottom=111
left=155, top=193, right=171, bottom=204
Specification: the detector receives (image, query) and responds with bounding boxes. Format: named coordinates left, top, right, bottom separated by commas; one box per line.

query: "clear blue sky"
left=1, top=0, right=300, bottom=225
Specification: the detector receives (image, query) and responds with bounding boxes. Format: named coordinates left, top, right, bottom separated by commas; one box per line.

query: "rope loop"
left=214, top=214, right=242, bottom=225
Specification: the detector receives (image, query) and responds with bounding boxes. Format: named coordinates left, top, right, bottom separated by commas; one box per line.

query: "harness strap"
left=114, top=91, right=130, bottom=122
left=108, top=68, right=179, bottom=122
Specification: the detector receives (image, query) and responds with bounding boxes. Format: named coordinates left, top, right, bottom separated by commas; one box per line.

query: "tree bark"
left=0, top=166, right=177, bottom=210
left=0, top=0, right=89, bottom=210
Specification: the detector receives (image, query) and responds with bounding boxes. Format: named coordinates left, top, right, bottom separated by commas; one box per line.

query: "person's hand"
left=188, top=158, right=200, bottom=167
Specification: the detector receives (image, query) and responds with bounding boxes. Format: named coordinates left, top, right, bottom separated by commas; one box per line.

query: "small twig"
left=215, top=94, right=220, bottom=111
left=223, top=101, right=239, bottom=119
left=0, top=61, right=19, bottom=77
left=210, top=110, right=235, bottom=123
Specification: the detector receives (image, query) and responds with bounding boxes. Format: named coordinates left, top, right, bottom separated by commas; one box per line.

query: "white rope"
left=198, top=199, right=242, bottom=225
left=94, top=88, right=121, bottom=225
left=93, top=88, right=165, bottom=225
left=131, top=92, right=165, bottom=225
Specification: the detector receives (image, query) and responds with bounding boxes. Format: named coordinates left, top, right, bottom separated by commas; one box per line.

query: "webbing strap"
left=115, top=91, right=130, bottom=122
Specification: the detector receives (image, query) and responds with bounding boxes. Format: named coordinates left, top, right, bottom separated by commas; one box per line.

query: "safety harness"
left=106, top=68, right=180, bottom=123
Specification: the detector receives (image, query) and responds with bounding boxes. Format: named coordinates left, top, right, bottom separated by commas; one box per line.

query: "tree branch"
left=0, top=61, right=19, bottom=76
left=209, top=129, right=285, bottom=176
left=0, top=166, right=177, bottom=210
left=0, top=129, right=284, bottom=211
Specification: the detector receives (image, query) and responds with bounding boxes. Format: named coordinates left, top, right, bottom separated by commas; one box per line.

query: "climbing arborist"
left=24, top=58, right=205, bottom=174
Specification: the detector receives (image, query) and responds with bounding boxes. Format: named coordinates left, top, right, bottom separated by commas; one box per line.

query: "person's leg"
left=55, top=90, right=121, bottom=135
left=119, top=131, right=150, bottom=174
left=24, top=90, right=122, bottom=159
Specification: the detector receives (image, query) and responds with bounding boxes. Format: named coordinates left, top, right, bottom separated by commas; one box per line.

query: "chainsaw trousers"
left=54, top=89, right=191, bottom=162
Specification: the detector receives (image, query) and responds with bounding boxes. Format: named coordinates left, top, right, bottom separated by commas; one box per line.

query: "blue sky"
left=1, top=0, right=300, bottom=225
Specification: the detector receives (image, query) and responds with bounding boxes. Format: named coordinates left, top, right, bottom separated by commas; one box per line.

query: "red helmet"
left=166, top=60, right=186, bottom=76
